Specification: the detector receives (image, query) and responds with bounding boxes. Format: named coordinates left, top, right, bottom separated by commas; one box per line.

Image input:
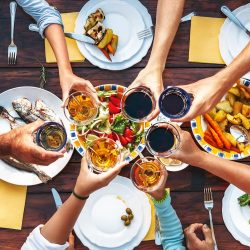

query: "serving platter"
left=0, top=87, right=74, bottom=186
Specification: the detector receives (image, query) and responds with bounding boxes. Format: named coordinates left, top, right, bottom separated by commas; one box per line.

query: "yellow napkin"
left=189, top=16, right=225, bottom=64
left=143, top=188, right=170, bottom=241
left=45, top=12, right=84, bottom=63
left=0, top=180, right=27, bottom=230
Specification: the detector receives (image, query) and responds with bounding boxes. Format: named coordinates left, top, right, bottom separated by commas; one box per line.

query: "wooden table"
left=0, top=0, right=249, bottom=249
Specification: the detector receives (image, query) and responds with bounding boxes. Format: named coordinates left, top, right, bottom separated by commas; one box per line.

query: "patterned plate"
left=191, top=81, right=250, bottom=160
left=70, top=84, right=150, bottom=162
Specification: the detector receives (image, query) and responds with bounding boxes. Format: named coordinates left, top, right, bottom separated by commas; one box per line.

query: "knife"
left=221, top=6, right=250, bottom=36
left=51, top=188, right=75, bottom=249
left=64, top=32, right=96, bottom=44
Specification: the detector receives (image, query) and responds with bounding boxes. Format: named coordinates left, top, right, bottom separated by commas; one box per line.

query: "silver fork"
left=137, top=26, right=153, bottom=40
left=204, top=188, right=218, bottom=250
left=8, top=2, right=17, bottom=65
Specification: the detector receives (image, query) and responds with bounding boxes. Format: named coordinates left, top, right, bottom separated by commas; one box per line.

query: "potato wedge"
left=235, top=113, right=250, bottom=130
left=223, top=132, right=237, bottom=147
left=110, top=35, right=118, bottom=56
left=218, top=119, right=228, bottom=131
left=227, top=114, right=241, bottom=125
left=208, top=108, right=217, bottom=119
left=237, top=142, right=245, bottom=152
left=214, top=110, right=227, bottom=122
left=240, top=87, right=250, bottom=99
left=226, top=93, right=236, bottom=107
left=98, top=29, right=113, bottom=49
left=233, top=101, right=243, bottom=115
left=228, top=86, right=241, bottom=97
left=242, top=104, right=250, bottom=118
left=216, top=100, right=233, bottom=113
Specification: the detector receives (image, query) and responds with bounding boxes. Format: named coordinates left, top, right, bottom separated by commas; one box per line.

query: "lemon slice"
left=158, top=157, right=182, bottom=166
left=86, top=134, right=99, bottom=144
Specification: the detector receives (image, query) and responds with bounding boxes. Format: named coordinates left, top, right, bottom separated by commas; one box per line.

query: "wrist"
left=74, top=180, right=92, bottom=198
left=146, top=60, right=165, bottom=73
left=150, top=189, right=166, bottom=200
left=214, top=69, right=236, bottom=90
left=190, top=150, right=207, bottom=167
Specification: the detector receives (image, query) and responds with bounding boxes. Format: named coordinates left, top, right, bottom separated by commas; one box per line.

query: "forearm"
left=41, top=194, right=85, bottom=244
left=0, top=133, right=11, bottom=158
left=147, top=0, right=185, bottom=72
left=192, top=151, right=250, bottom=193
left=216, top=42, right=250, bottom=89
left=44, top=24, right=73, bottom=76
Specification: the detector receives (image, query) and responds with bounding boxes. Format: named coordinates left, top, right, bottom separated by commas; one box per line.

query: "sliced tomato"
left=124, top=127, right=134, bottom=143
left=110, top=95, right=121, bottom=107
left=107, top=133, right=114, bottom=140
left=109, top=101, right=120, bottom=114
left=118, top=134, right=128, bottom=146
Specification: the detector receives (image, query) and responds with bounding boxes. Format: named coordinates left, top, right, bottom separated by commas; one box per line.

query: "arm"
left=175, top=42, right=250, bottom=122
left=129, top=0, right=185, bottom=119
left=16, top=0, right=99, bottom=105
left=172, top=128, right=250, bottom=194
left=22, top=157, right=127, bottom=249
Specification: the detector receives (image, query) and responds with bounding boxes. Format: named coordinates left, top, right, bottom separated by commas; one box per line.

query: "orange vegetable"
left=106, top=43, right=115, bottom=55
left=230, top=146, right=241, bottom=154
left=204, top=114, right=231, bottom=150
left=207, top=125, right=224, bottom=149
left=204, top=134, right=217, bottom=148
left=100, top=48, right=112, bottom=61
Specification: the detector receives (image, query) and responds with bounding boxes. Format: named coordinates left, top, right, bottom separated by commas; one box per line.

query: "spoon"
left=230, top=125, right=249, bottom=143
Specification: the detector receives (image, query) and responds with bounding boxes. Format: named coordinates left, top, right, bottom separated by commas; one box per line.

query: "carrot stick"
left=204, top=134, right=217, bottom=148
left=100, top=48, right=112, bottom=61
left=106, top=43, right=115, bottom=55
left=230, top=146, right=241, bottom=153
left=207, top=125, right=224, bottom=149
left=204, top=130, right=212, bottom=137
left=204, top=114, right=231, bottom=150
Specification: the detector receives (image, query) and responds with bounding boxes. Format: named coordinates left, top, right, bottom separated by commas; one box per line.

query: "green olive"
left=124, top=220, right=131, bottom=226
left=121, top=215, right=128, bottom=221
left=128, top=214, right=134, bottom=220
left=126, top=208, right=132, bottom=215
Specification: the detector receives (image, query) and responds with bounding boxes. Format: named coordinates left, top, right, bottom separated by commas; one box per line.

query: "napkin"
left=189, top=16, right=225, bottom=64
left=0, top=180, right=27, bottom=230
left=143, top=188, right=170, bottom=241
left=45, top=12, right=85, bottom=63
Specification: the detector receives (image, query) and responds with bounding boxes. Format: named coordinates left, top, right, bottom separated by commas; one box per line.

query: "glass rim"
left=63, top=91, right=99, bottom=125
left=121, top=86, right=156, bottom=122
left=145, top=121, right=181, bottom=157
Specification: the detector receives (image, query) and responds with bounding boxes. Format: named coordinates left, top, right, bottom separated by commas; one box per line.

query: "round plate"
left=83, top=0, right=144, bottom=63
left=75, top=0, right=153, bottom=70
left=219, top=4, right=250, bottom=79
left=78, top=182, right=143, bottom=247
left=0, top=87, right=74, bottom=186
left=70, top=84, right=151, bottom=162
left=74, top=175, right=151, bottom=250
left=222, top=185, right=250, bottom=247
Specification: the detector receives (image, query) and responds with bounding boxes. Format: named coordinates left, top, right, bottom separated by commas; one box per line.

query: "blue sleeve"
left=16, top=0, right=63, bottom=38
left=154, top=195, right=186, bottom=250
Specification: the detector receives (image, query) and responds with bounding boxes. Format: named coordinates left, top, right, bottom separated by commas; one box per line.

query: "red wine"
left=147, top=127, right=175, bottom=153
left=162, top=93, right=184, bottom=115
left=124, top=91, right=153, bottom=119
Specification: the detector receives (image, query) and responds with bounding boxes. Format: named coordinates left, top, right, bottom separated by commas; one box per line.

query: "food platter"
left=75, top=0, right=153, bottom=70
left=191, top=82, right=250, bottom=160
left=70, top=84, right=150, bottom=162
left=0, top=87, right=74, bottom=186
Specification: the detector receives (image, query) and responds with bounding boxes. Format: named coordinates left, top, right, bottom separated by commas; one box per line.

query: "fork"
left=8, top=2, right=17, bottom=65
left=204, top=188, right=218, bottom=250
left=137, top=26, right=153, bottom=40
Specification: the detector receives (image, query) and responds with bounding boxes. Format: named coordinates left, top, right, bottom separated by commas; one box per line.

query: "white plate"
left=0, top=87, right=74, bottom=186
left=219, top=4, right=250, bottom=79
left=83, top=0, right=144, bottom=63
left=74, top=176, right=151, bottom=249
left=75, top=0, right=153, bottom=70
left=222, top=185, right=250, bottom=247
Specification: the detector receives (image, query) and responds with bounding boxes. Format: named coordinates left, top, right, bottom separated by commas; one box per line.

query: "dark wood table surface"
left=0, top=0, right=250, bottom=249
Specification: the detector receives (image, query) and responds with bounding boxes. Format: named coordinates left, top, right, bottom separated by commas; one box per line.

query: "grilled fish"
left=0, top=106, right=25, bottom=129
left=2, top=157, right=51, bottom=183
left=12, top=98, right=38, bottom=123
left=84, top=8, right=105, bottom=33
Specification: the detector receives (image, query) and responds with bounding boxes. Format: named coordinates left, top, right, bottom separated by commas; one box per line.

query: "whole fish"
left=2, top=157, right=51, bottom=183
left=33, top=99, right=61, bottom=124
left=0, top=106, right=25, bottom=129
left=12, top=98, right=39, bottom=123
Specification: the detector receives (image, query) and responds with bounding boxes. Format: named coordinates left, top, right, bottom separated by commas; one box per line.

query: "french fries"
left=203, top=84, right=250, bottom=153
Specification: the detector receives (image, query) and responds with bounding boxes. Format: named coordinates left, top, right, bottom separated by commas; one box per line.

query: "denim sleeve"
left=16, top=0, right=63, bottom=38
left=154, top=195, right=186, bottom=250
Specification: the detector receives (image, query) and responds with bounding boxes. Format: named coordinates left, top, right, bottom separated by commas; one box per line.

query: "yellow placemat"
left=45, top=12, right=85, bottom=63
left=143, top=188, right=170, bottom=241
left=0, top=180, right=27, bottom=230
left=189, top=16, right=226, bottom=64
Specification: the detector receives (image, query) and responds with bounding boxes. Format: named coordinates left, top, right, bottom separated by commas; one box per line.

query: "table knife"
left=155, top=212, right=162, bottom=245
left=221, top=5, right=250, bottom=36
left=64, top=32, right=95, bottom=44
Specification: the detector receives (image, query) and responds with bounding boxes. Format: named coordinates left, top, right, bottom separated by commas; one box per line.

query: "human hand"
left=7, top=120, right=64, bottom=165
left=185, top=223, right=214, bottom=250
left=74, top=157, right=129, bottom=197
left=173, top=75, right=228, bottom=122
left=129, top=67, right=164, bottom=120
left=60, top=72, right=100, bottom=106
left=147, top=166, right=168, bottom=200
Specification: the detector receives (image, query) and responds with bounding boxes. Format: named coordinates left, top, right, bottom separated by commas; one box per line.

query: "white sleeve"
left=21, top=225, right=69, bottom=250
